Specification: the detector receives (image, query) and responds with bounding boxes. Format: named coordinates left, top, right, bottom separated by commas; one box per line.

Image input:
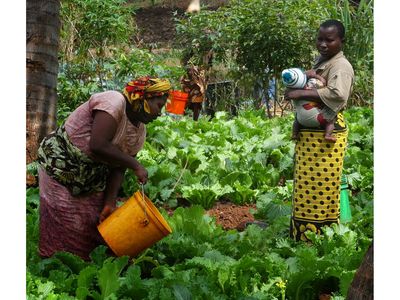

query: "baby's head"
left=281, top=68, right=307, bottom=89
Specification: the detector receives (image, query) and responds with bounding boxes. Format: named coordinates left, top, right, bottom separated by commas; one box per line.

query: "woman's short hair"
left=320, top=19, right=345, bottom=40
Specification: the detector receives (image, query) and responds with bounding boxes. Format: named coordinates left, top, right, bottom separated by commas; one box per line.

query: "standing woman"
left=285, top=20, right=354, bottom=242
left=181, top=65, right=206, bottom=121
left=37, top=76, right=171, bottom=260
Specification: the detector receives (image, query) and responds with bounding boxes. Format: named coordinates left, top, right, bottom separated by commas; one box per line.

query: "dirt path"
left=134, top=6, right=185, bottom=45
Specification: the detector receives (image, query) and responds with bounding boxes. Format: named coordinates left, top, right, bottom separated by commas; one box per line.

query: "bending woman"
left=37, top=76, right=171, bottom=260
left=284, top=20, right=354, bottom=241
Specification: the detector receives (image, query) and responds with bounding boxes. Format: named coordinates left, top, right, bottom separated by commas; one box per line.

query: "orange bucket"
left=97, top=191, right=172, bottom=257
left=166, top=90, right=189, bottom=115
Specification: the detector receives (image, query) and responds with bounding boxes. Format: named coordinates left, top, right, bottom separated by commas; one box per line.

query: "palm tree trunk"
left=346, top=242, right=373, bottom=300
left=26, top=0, right=60, bottom=163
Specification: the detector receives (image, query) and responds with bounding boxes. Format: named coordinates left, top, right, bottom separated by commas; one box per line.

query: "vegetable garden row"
left=27, top=106, right=373, bottom=300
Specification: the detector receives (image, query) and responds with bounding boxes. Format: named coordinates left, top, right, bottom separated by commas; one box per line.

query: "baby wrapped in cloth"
left=282, top=68, right=337, bottom=142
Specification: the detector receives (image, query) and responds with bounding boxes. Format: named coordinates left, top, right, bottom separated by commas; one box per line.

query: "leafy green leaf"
left=172, top=284, right=192, bottom=300
left=97, top=256, right=129, bottom=298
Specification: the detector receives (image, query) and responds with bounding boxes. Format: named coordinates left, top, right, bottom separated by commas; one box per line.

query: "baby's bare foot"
left=324, top=135, right=337, bottom=142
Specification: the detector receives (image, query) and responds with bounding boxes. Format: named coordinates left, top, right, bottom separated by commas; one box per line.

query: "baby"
left=282, top=68, right=337, bottom=142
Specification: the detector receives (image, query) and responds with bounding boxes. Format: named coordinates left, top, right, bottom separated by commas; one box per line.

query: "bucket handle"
left=140, top=184, right=150, bottom=226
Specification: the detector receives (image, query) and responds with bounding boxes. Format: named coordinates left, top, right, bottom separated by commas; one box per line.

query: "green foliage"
left=60, top=0, right=136, bottom=60
left=109, top=48, right=186, bottom=90
left=27, top=201, right=372, bottom=299
left=57, top=62, right=100, bottom=125
left=176, top=0, right=332, bottom=79
left=176, top=8, right=235, bottom=67
left=343, top=107, right=373, bottom=195
left=121, top=111, right=295, bottom=209
left=120, top=107, right=373, bottom=217
left=175, top=0, right=373, bottom=106
left=27, top=106, right=372, bottom=299
left=255, top=184, right=293, bottom=223
left=324, top=0, right=374, bottom=105
left=57, top=47, right=186, bottom=124
left=58, top=0, right=186, bottom=124
left=27, top=187, right=41, bottom=267
left=57, top=0, right=140, bottom=124
left=28, top=245, right=130, bottom=299
left=27, top=161, right=39, bottom=177
left=27, top=271, right=77, bottom=300
left=230, top=0, right=329, bottom=79
left=181, top=183, right=234, bottom=209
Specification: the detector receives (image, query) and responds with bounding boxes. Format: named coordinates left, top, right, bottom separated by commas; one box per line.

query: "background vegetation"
left=56, top=0, right=373, bottom=123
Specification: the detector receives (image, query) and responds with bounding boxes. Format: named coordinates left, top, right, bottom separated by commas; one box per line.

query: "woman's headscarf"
left=123, top=76, right=171, bottom=113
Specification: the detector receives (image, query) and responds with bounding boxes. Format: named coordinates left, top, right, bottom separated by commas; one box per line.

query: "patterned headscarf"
left=123, top=76, right=171, bottom=113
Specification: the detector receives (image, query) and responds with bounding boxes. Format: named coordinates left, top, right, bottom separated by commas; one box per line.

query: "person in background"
left=181, top=65, right=206, bottom=121
left=37, top=76, right=171, bottom=260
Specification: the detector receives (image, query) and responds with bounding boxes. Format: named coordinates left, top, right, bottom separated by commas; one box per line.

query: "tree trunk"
left=26, top=0, right=60, bottom=164
left=346, top=243, right=373, bottom=300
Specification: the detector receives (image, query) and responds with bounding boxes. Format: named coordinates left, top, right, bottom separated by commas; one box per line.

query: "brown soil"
left=134, top=6, right=185, bottom=46
left=206, top=201, right=257, bottom=231
left=163, top=200, right=258, bottom=231
left=27, top=173, right=37, bottom=186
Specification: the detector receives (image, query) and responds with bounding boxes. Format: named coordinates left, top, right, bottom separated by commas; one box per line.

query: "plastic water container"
left=166, top=90, right=189, bottom=115
left=98, top=191, right=173, bottom=257
left=340, top=174, right=352, bottom=223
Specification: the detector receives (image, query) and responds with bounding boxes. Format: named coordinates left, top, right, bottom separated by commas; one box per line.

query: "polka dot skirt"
left=290, top=113, right=348, bottom=241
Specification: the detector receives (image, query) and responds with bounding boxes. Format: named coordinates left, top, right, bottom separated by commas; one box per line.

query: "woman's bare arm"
left=284, top=88, right=322, bottom=102
left=89, top=110, right=148, bottom=183
left=99, top=166, right=126, bottom=223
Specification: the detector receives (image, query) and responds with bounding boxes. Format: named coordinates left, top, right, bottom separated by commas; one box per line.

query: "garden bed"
left=206, top=201, right=257, bottom=230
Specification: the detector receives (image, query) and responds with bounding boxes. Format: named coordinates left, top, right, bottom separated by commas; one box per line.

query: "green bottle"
left=340, top=174, right=352, bottom=223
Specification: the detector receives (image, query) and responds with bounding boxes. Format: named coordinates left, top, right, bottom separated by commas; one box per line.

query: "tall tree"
left=346, top=243, right=373, bottom=300
left=26, top=0, right=61, bottom=163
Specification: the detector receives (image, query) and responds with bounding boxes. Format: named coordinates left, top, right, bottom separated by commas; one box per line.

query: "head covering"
left=123, top=76, right=171, bottom=113
left=281, top=68, right=307, bottom=89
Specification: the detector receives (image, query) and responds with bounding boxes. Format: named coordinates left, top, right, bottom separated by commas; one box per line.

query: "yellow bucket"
left=97, top=191, right=172, bottom=257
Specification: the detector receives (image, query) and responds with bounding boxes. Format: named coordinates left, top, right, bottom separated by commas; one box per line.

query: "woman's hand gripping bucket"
left=97, top=184, right=173, bottom=257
